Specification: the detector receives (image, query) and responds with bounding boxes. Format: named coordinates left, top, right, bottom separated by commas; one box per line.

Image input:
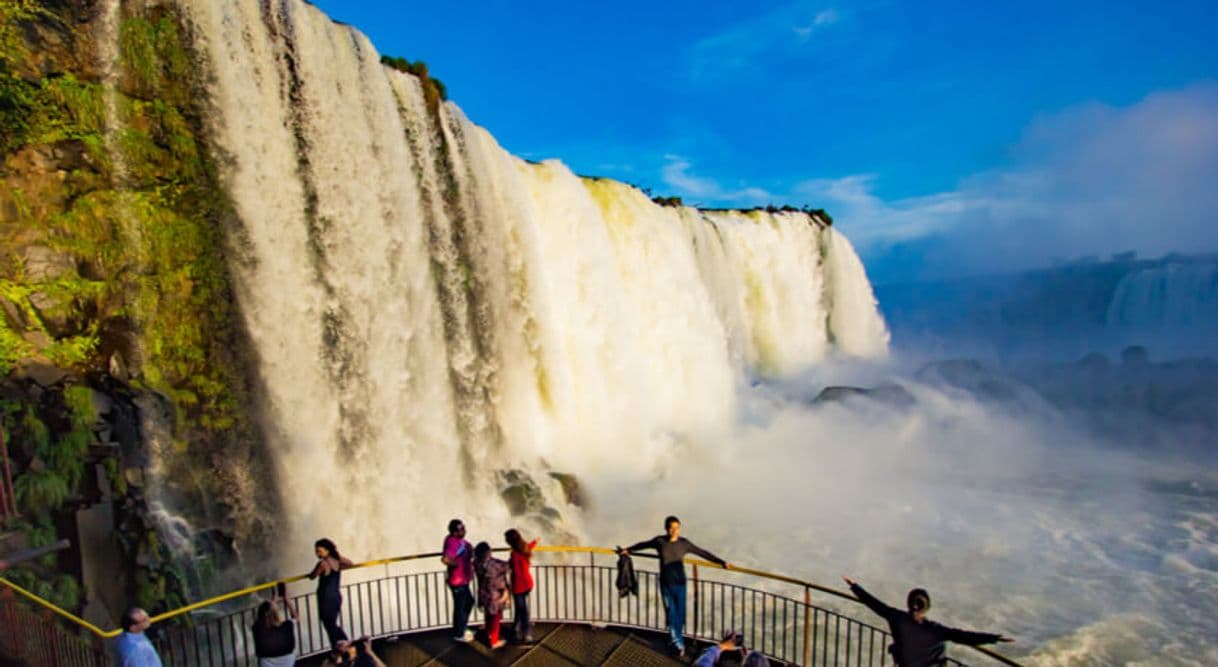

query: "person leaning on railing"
left=842, top=575, right=1013, bottom=667
left=505, top=528, right=539, bottom=643
left=309, top=538, right=354, bottom=648
left=617, top=515, right=733, bottom=656
left=252, top=582, right=299, bottom=666
left=473, top=541, right=511, bottom=649
left=441, top=518, right=476, bottom=643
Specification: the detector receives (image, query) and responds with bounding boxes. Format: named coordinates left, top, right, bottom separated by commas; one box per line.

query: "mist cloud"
left=804, top=83, right=1218, bottom=284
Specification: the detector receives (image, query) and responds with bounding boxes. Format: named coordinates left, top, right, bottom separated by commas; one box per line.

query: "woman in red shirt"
left=505, top=529, right=538, bottom=643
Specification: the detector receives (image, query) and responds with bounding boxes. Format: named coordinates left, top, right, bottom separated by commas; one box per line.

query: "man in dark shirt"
left=842, top=575, right=1012, bottom=666
left=619, top=515, right=732, bottom=655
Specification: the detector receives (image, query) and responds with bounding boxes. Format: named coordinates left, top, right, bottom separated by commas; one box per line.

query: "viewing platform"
left=294, top=622, right=692, bottom=666
left=0, top=546, right=1021, bottom=666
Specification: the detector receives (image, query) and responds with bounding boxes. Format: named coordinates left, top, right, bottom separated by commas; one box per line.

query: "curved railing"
left=0, top=546, right=1022, bottom=666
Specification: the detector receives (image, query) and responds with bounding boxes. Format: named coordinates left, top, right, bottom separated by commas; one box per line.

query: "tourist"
left=618, top=515, right=732, bottom=655
left=251, top=583, right=298, bottom=666
left=321, top=637, right=386, bottom=667
left=473, top=541, right=511, bottom=649
left=843, top=575, right=1013, bottom=666
left=504, top=528, right=538, bottom=643
left=742, top=650, right=771, bottom=666
left=116, top=606, right=163, bottom=667
left=441, top=518, right=475, bottom=642
left=693, top=629, right=743, bottom=667
left=308, top=538, right=353, bottom=647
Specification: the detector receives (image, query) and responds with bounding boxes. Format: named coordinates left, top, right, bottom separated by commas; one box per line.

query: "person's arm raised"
left=842, top=576, right=901, bottom=622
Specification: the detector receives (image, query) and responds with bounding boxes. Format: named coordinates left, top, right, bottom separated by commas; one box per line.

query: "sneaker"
left=491, top=639, right=507, bottom=650
left=521, top=634, right=535, bottom=643
left=453, top=630, right=474, bottom=643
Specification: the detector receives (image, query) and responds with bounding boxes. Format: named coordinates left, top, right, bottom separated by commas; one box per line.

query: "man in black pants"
left=842, top=575, right=1013, bottom=666
left=619, top=516, right=732, bottom=655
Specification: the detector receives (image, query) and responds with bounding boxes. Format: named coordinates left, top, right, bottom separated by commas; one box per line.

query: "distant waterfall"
left=1106, top=261, right=1218, bottom=328
left=179, top=0, right=888, bottom=565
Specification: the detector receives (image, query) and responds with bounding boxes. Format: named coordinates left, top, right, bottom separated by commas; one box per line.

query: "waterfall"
left=179, top=0, right=889, bottom=566
left=1106, top=261, right=1218, bottom=328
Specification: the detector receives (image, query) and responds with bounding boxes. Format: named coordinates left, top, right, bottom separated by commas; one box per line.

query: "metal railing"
left=0, top=546, right=1021, bottom=666
left=0, top=585, right=108, bottom=666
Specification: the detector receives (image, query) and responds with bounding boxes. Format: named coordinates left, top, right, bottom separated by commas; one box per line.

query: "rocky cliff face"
left=1, top=0, right=279, bottom=619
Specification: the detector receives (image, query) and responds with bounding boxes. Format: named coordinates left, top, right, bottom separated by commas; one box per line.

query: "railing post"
left=589, top=552, right=596, bottom=623
left=691, top=564, right=699, bottom=646
left=43, top=610, right=61, bottom=665
left=803, top=586, right=811, bottom=666
left=94, top=634, right=108, bottom=667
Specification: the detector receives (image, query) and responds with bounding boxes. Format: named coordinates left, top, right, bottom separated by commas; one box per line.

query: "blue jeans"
left=513, top=592, right=532, bottom=639
left=660, top=581, right=686, bottom=649
left=450, top=584, right=474, bottom=637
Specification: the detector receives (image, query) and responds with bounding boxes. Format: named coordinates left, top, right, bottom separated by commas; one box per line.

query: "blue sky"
left=310, top=0, right=1218, bottom=283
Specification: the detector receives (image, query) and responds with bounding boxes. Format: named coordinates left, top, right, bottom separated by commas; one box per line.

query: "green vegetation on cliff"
left=2, top=7, right=245, bottom=436
left=2, top=1, right=267, bottom=615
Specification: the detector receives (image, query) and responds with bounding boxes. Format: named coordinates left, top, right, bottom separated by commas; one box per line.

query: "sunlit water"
left=163, top=1, right=1218, bottom=664
left=582, top=371, right=1218, bottom=666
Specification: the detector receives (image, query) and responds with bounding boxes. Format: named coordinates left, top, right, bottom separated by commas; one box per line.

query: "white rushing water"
left=174, top=1, right=1217, bottom=664
left=1106, top=261, right=1218, bottom=328
left=180, top=0, right=886, bottom=563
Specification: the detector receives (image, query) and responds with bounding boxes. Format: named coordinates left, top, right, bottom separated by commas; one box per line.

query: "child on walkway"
left=473, top=541, right=511, bottom=649
left=505, top=529, right=539, bottom=643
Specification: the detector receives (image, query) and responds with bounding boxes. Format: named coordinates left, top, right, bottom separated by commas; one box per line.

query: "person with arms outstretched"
left=618, top=515, right=732, bottom=655
left=842, top=575, right=1012, bottom=666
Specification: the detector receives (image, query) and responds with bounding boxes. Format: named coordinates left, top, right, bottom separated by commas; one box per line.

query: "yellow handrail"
left=0, top=545, right=1021, bottom=665
left=0, top=575, right=116, bottom=637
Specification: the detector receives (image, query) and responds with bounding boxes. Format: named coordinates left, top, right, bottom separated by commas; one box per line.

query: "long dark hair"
left=315, top=538, right=340, bottom=560
left=505, top=528, right=526, bottom=553
left=255, top=600, right=276, bottom=628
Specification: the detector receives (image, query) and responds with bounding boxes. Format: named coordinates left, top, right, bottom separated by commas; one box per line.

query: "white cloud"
left=801, top=83, right=1218, bottom=281
left=814, top=8, right=840, bottom=25
left=690, top=2, right=841, bottom=78
left=662, top=155, right=772, bottom=205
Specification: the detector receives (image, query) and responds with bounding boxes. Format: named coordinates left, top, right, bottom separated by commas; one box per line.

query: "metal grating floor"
left=294, top=622, right=774, bottom=666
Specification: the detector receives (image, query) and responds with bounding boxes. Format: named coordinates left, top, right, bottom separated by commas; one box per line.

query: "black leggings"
left=318, top=595, right=348, bottom=647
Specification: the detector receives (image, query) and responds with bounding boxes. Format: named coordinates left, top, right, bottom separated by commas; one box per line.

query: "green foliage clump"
left=0, top=1, right=52, bottom=69
left=120, top=16, right=192, bottom=104
left=380, top=54, right=448, bottom=104
left=652, top=196, right=684, bottom=207
left=3, top=389, right=93, bottom=515
left=0, top=317, right=32, bottom=375
left=14, top=466, right=70, bottom=512
left=3, top=565, right=82, bottom=612
left=0, top=72, right=36, bottom=154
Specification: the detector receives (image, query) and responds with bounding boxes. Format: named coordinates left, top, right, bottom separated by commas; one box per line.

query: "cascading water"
left=178, top=0, right=888, bottom=569
left=1106, top=260, right=1218, bottom=328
